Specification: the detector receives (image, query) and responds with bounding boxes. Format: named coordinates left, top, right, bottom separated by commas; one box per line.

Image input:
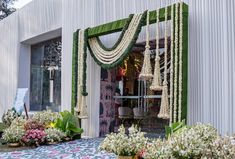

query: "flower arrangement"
left=142, top=123, right=235, bottom=159
left=2, top=108, right=19, bottom=126
left=128, top=125, right=148, bottom=156
left=32, top=110, right=60, bottom=126
left=24, top=119, right=45, bottom=131
left=167, top=123, right=218, bottom=158
left=99, top=125, right=148, bottom=157
left=22, top=129, right=46, bottom=146
left=45, top=128, right=66, bottom=143
left=2, top=125, right=25, bottom=144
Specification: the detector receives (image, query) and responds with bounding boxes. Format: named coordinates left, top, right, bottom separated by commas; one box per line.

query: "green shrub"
left=54, top=111, right=83, bottom=139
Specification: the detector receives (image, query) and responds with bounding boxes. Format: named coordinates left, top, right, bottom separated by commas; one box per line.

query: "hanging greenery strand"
left=88, top=12, right=146, bottom=69
left=150, top=9, right=162, bottom=91
left=158, top=6, right=170, bottom=119
left=139, top=10, right=153, bottom=80
left=169, top=4, right=174, bottom=125
left=71, top=30, right=79, bottom=114
left=178, top=2, right=183, bottom=122
left=173, top=3, right=179, bottom=123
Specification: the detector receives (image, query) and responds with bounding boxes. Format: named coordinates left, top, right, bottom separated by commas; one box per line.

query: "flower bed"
left=1, top=110, right=83, bottom=148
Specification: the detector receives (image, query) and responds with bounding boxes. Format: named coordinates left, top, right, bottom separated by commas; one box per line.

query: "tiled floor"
left=0, top=138, right=116, bottom=159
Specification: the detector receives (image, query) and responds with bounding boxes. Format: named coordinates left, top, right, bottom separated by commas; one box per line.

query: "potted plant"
left=54, top=111, right=83, bottom=140
left=1, top=125, right=25, bottom=147
left=99, top=125, right=147, bottom=159
left=45, top=128, right=66, bottom=145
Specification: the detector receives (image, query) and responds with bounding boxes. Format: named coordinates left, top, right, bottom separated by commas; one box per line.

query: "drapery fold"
left=87, top=11, right=147, bottom=69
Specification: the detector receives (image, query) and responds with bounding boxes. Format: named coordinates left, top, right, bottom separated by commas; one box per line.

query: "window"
left=30, top=38, right=61, bottom=112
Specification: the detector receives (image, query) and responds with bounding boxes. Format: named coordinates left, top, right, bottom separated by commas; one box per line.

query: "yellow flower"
left=46, top=122, right=56, bottom=128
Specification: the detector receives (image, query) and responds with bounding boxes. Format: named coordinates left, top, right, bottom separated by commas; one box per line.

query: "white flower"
left=99, top=124, right=148, bottom=156
left=2, top=125, right=25, bottom=143
left=45, top=128, right=66, bottom=143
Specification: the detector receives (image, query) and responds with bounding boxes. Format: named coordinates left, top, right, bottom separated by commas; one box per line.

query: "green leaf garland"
left=71, top=30, right=79, bottom=114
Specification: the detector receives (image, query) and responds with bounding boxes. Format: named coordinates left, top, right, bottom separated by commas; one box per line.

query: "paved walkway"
left=0, top=138, right=116, bottom=159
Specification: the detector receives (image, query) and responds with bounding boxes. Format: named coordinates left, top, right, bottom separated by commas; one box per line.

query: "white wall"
left=186, top=0, right=235, bottom=135
left=0, top=12, right=19, bottom=119
left=0, top=0, right=234, bottom=135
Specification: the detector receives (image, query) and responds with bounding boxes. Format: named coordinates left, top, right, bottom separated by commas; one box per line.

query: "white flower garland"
left=139, top=10, right=153, bottom=80
left=173, top=3, right=179, bottom=123
left=77, top=30, right=84, bottom=113
left=150, top=9, right=162, bottom=91
left=77, top=30, right=88, bottom=119
left=88, top=13, right=143, bottom=64
left=178, top=2, right=183, bottom=122
left=158, top=6, right=170, bottom=119
left=169, top=4, right=174, bottom=125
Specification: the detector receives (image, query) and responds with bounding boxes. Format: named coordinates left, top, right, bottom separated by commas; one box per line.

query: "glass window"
left=30, top=38, right=61, bottom=112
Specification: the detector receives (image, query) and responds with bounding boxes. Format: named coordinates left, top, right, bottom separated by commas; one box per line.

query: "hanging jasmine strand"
left=178, top=2, right=183, bottom=122
left=173, top=3, right=179, bottom=123
left=139, top=10, right=153, bottom=80
left=150, top=9, right=162, bottom=91
left=158, top=6, right=170, bottom=119
left=77, top=30, right=84, bottom=114
left=169, top=4, right=174, bottom=125
left=76, top=30, right=88, bottom=119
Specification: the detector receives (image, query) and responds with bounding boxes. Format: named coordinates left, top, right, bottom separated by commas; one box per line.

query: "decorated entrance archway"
left=71, top=2, right=188, bottom=128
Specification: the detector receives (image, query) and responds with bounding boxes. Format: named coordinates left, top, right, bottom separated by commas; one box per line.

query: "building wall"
left=0, top=12, right=19, bottom=119
left=19, top=0, right=62, bottom=42
left=0, top=0, right=234, bottom=135
left=186, top=0, right=235, bottom=135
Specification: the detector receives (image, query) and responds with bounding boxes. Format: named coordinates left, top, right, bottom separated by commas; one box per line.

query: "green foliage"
left=165, top=119, right=186, bottom=138
left=71, top=30, right=79, bottom=114
left=54, top=111, right=83, bottom=139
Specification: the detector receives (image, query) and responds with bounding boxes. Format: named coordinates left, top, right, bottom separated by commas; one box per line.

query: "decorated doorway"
left=71, top=2, right=188, bottom=137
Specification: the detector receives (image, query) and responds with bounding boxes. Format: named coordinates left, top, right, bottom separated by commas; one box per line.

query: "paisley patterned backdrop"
left=99, top=68, right=118, bottom=137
